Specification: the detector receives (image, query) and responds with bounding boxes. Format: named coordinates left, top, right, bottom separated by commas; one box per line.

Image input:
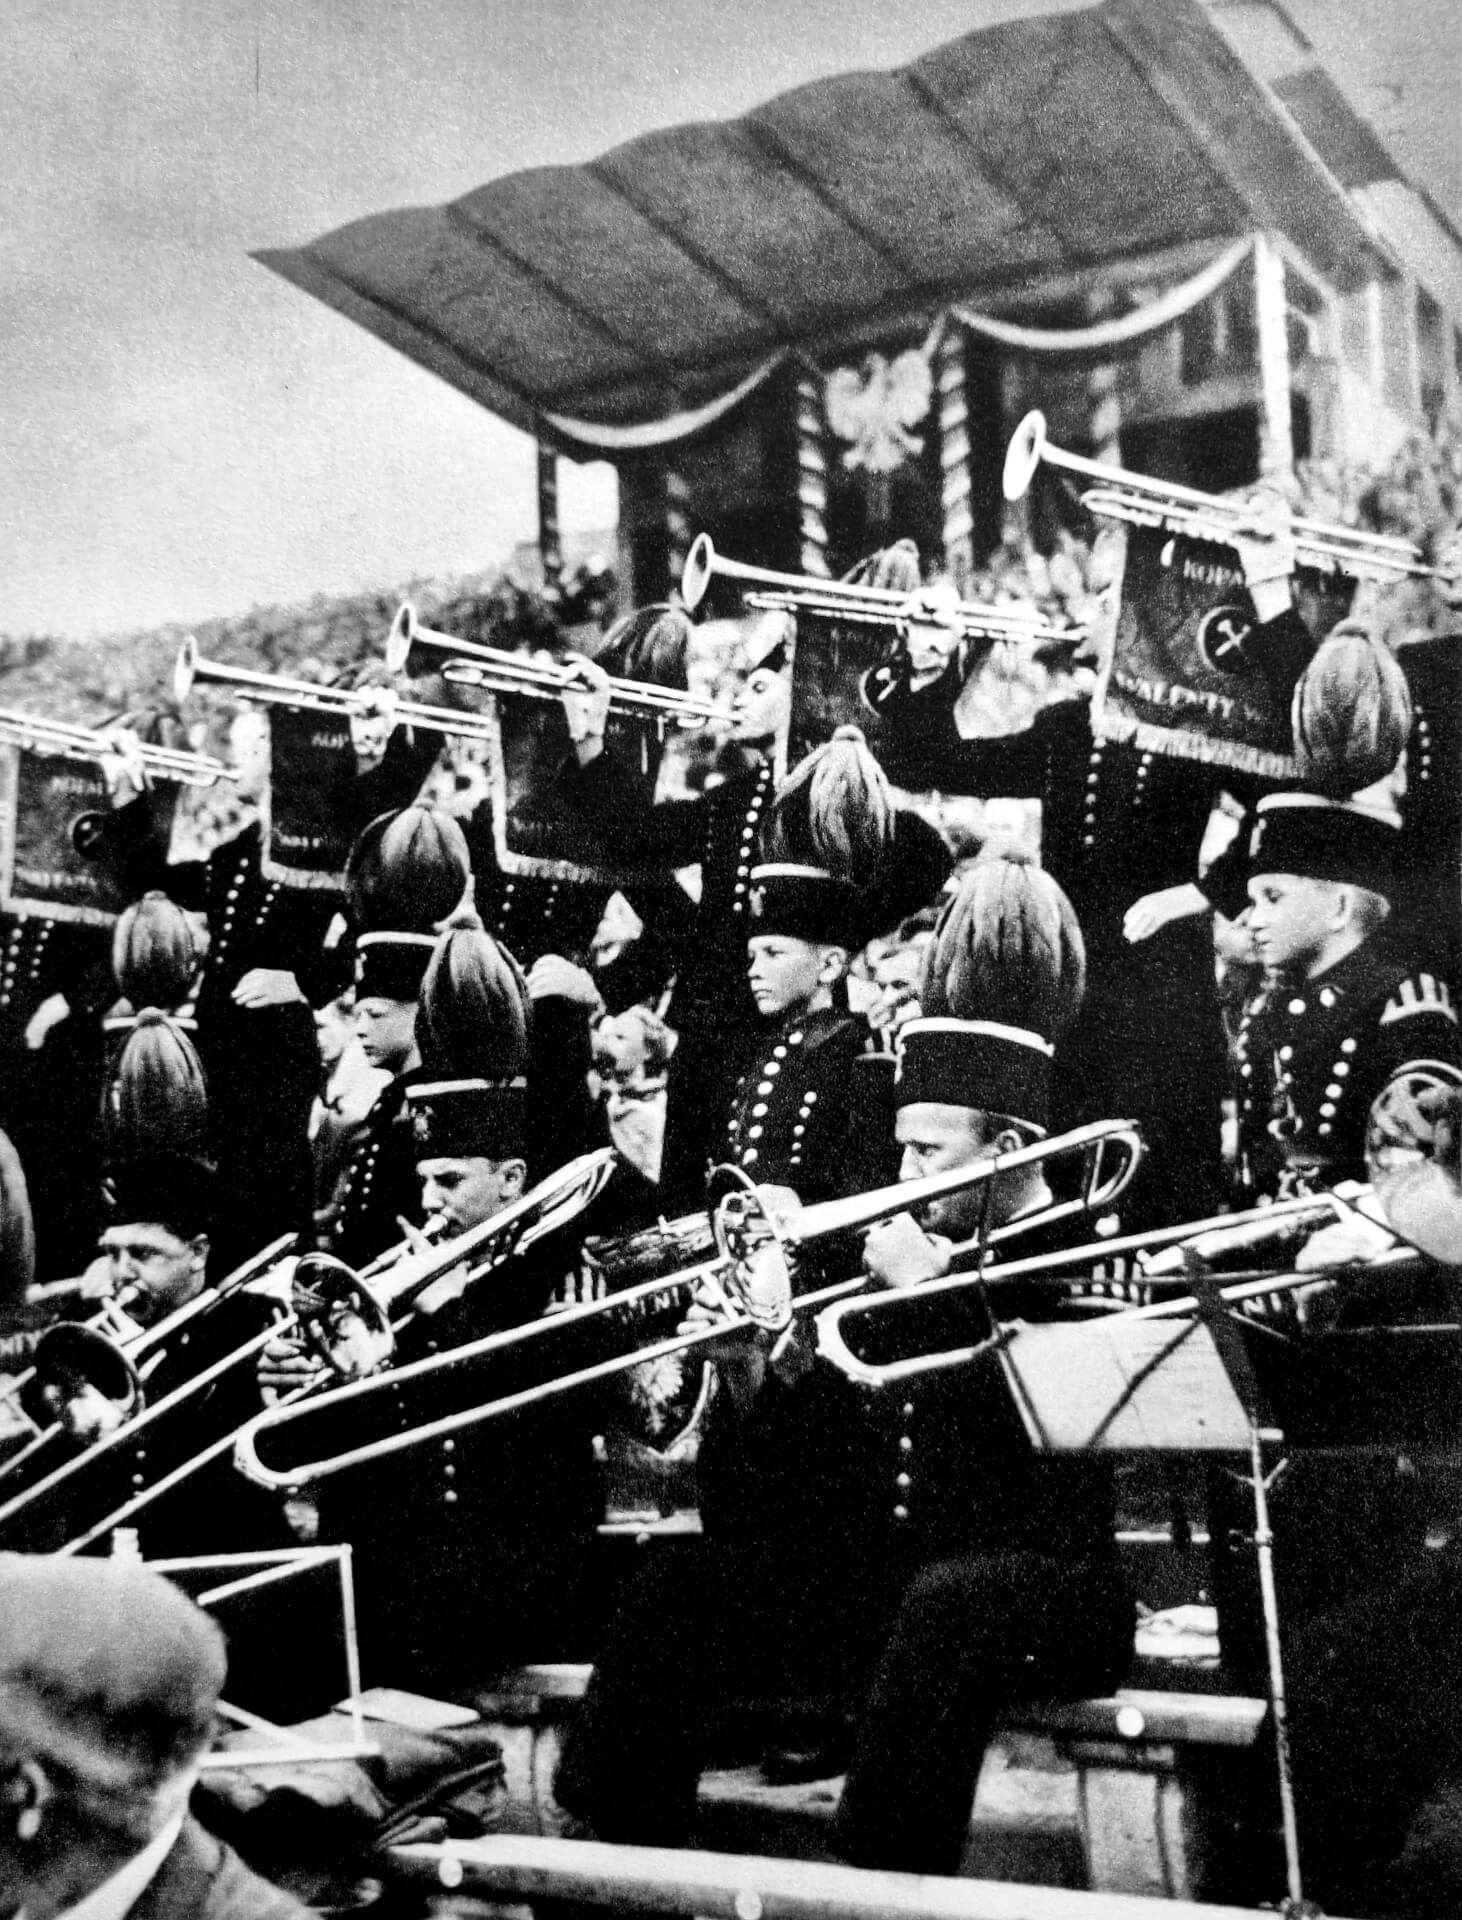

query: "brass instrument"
left=1002, top=410, right=1451, bottom=586
left=0, top=1234, right=298, bottom=1544
left=680, top=533, right=1085, bottom=648
left=231, top=1119, right=1142, bottom=1489
left=288, top=1148, right=619, bottom=1381
left=0, top=706, right=234, bottom=788
left=172, top=635, right=501, bottom=745
left=816, top=1134, right=1460, bottom=1391
left=386, top=603, right=727, bottom=731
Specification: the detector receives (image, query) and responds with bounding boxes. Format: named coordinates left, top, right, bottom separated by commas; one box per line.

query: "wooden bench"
left=468, top=1666, right=1268, bottom=1903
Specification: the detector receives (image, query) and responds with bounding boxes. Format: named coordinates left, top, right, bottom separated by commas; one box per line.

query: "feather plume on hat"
left=104, top=1010, right=210, bottom=1163
left=415, top=908, right=533, bottom=1082
left=760, top=726, right=895, bottom=886
left=112, top=891, right=199, bottom=1014
left=596, top=602, right=695, bottom=689
left=1291, top=622, right=1413, bottom=798
left=920, top=856, right=1086, bottom=1042
left=345, top=805, right=472, bottom=934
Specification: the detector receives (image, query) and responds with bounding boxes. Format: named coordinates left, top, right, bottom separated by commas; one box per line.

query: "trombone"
left=386, top=603, right=727, bottom=732
left=172, top=635, right=500, bottom=746
left=1002, top=410, right=1450, bottom=586
left=680, top=533, right=1085, bottom=648
left=0, top=1234, right=300, bottom=1548
left=231, top=1119, right=1142, bottom=1489
left=0, top=1233, right=299, bottom=1497
left=0, top=706, right=234, bottom=789
left=812, top=1175, right=1431, bottom=1391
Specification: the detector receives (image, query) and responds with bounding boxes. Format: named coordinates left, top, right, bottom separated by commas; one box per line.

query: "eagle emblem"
left=825, top=350, right=933, bottom=475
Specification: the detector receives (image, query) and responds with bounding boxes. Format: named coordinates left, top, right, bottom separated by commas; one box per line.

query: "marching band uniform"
left=4, top=1158, right=288, bottom=1559
left=1233, top=798, right=1462, bottom=1205
left=564, top=751, right=777, bottom=1208
left=868, top=682, right=1248, bottom=1226
left=317, top=1074, right=603, bottom=1694
left=831, top=1016, right=1129, bottom=1877
left=329, top=932, right=437, bottom=1272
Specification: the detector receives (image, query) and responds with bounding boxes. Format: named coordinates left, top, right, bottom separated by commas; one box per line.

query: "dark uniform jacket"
left=328, top=1071, right=425, bottom=1276
left=4, top=1288, right=288, bottom=1559
left=132, top=1814, right=311, bottom=1920
left=720, top=1006, right=892, bottom=1206
left=1235, top=939, right=1462, bottom=1202
left=870, top=687, right=1262, bottom=1225
left=563, top=752, right=779, bottom=1208
left=315, top=1221, right=603, bottom=1694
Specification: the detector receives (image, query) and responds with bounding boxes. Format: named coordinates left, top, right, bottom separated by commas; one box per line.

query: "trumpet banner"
left=260, top=706, right=362, bottom=892
left=0, top=749, right=179, bottom=927
left=1094, top=525, right=1354, bottom=777
left=483, top=693, right=680, bottom=885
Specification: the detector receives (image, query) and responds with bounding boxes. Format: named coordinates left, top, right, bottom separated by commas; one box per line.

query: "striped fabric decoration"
left=795, top=370, right=830, bottom=578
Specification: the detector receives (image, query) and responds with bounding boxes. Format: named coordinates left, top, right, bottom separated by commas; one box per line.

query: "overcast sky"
left=3, top=0, right=1457, bottom=640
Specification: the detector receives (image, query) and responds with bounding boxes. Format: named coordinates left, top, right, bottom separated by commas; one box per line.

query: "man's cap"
left=102, top=1151, right=216, bottom=1242
left=1291, top=625, right=1411, bottom=798
left=407, top=1076, right=528, bottom=1161
left=597, top=603, right=694, bottom=689
left=354, top=930, right=438, bottom=1003
left=748, top=863, right=859, bottom=948
left=112, top=892, right=199, bottom=1015
left=0, top=1553, right=225, bottom=1793
left=894, top=1017, right=1053, bottom=1132
left=739, top=612, right=793, bottom=676
left=346, top=806, right=472, bottom=935
left=1248, top=794, right=1400, bottom=895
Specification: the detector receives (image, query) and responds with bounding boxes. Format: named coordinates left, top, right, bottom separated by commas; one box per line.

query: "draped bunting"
left=536, top=240, right=1254, bottom=453
left=951, top=238, right=1254, bottom=355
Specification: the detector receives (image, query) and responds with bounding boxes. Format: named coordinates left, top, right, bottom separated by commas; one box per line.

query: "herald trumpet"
left=172, top=635, right=500, bottom=745
left=680, top=534, right=1085, bottom=648
left=1002, top=410, right=1449, bottom=586
left=0, top=706, right=234, bottom=789
left=386, top=603, right=727, bottom=730
left=231, top=1119, right=1141, bottom=1489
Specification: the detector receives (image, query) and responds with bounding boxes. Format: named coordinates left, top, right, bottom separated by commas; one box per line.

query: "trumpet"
left=231, top=1119, right=1141, bottom=1489
left=0, top=706, right=234, bottom=789
left=1002, top=410, right=1449, bottom=586
left=172, top=635, right=500, bottom=746
left=386, top=603, right=727, bottom=731
left=680, top=534, right=1085, bottom=648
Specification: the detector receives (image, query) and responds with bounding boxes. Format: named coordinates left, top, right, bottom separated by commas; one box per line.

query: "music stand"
left=999, top=1297, right=1312, bottom=1917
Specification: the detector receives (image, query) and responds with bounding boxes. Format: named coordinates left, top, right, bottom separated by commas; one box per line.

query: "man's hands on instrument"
left=863, top=1211, right=952, bottom=1290
left=97, top=727, right=150, bottom=808
left=561, top=655, right=613, bottom=764
left=232, top=967, right=307, bottom=1010
left=1124, top=883, right=1207, bottom=945
left=1232, top=486, right=1297, bottom=622
left=256, top=1331, right=328, bottom=1407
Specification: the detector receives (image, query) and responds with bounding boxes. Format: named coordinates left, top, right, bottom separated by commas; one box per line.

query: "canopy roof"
left=256, top=0, right=1387, bottom=452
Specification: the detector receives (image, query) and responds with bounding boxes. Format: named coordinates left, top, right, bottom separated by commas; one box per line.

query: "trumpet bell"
left=1002, top=410, right=1047, bottom=503
left=385, top=603, right=416, bottom=676
left=681, top=534, right=716, bottom=613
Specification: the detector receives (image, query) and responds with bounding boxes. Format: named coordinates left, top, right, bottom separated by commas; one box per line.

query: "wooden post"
left=937, top=326, right=974, bottom=586
left=1253, top=232, right=1294, bottom=483
left=664, top=463, right=692, bottom=601
left=795, top=369, right=830, bottom=579
left=537, top=443, right=563, bottom=598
